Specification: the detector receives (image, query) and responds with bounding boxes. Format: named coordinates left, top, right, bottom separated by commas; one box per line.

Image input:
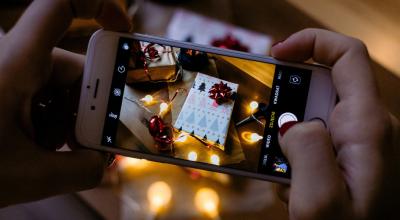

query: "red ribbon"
left=211, top=34, right=249, bottom=52
left=209, top=81, right=233, bottom=105
left=144, top=43, right=161, bottom=60
left=148, top=115, right=174, bottom=152
left=140, top=43, right=162, bottom=81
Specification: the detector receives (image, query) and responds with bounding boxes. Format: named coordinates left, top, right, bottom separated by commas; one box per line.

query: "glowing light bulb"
left=195, top=188, right=220, bottom=218
left=141, top=95, right=154, bottom=104
left=241, top=131, right=263, bottom=143
left=159, top=102, right=169, bottom=115
left=250, top=133, right=263, bottom=142
left=188, top=151, right=198, bottom=161
left=147, top=181, right=172, bottom=214
left=210, top=154, right=220, bottom=166
left=249, top=101, right=259, bottom=111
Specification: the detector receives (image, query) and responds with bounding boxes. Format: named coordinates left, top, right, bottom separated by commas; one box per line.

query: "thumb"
left=7, top=0, right=131, bottom=55
left=278, top=120, right=349, bottom=219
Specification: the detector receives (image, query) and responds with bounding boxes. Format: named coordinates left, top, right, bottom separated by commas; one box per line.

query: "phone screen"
left=101, top=37, right=311, bottom=179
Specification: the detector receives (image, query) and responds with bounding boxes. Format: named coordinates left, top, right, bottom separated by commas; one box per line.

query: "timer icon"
left=289, top=75, right=301, bottom=85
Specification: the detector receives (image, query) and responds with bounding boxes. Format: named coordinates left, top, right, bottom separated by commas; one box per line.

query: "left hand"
left=0, top=0, right=131, bottom=207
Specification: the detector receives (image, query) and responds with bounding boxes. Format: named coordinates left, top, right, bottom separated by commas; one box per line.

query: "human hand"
left=271, top=29, right=400, bottom=220
left=0, top=0, right=131, bottom=207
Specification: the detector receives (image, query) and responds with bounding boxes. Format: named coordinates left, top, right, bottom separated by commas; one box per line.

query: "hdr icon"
left=108, top=112, right=118, bottom=119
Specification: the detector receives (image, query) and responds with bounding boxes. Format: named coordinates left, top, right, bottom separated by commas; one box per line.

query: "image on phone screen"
left=101, top=37, right=312, bottom=179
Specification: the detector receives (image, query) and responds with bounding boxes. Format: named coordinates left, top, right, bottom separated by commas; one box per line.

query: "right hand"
left=271, top=28, right=400, bottom=220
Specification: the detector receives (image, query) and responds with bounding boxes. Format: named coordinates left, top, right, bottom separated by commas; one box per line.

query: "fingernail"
left=279, top=121, right=298, bottom=136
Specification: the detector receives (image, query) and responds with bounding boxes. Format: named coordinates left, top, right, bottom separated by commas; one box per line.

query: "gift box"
left=174, top=73, right=238, bottom=150
left=127, top=41, right=179, bottom=83
left=178, top=48, right=209, bottom=71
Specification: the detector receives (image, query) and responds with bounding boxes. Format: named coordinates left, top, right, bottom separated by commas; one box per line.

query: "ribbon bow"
left=209, top=81, right=233, bottom=105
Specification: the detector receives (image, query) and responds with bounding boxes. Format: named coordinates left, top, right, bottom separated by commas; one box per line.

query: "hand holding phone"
left=0, top=0, right=131, bottom=207
left=273, top=29, right=400, bottom=219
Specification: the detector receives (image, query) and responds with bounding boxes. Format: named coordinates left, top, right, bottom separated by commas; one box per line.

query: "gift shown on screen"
left=174, top=73, right=238, bottom=150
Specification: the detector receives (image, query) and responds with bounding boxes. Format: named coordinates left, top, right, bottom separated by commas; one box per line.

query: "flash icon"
left=122, top=43, right=130, bottom=50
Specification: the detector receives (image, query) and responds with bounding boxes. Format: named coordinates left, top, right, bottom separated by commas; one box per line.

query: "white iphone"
left=76, top=30, right=336, bottom=184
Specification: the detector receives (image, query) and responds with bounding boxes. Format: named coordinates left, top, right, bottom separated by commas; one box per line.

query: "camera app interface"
left=101, top=38, right=311, bottom=178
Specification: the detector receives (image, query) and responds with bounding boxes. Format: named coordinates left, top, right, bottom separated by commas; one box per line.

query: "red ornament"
left=209, top=81, right=233, bottom=105
left=148, top=115, right=174, bottom=152
left=139, top=43, right=162, bottom=81
left=149, top=115, right=164, bottom=136
left=211, top=34, right=249, bottom=52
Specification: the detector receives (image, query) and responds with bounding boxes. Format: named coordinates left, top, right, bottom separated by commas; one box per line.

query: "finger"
left=7, top=0, right=131, bottom=54
left=279, top=120, right=350, bottom=218
left=51, top=48, right=85, bottom=87
left=31, top=86, right=70, bottom=150
left=2, top=147, right=106, bottom=206
left=30, top=49, right=84, bottom=149
left=51, top=49, right=85, bottom=148
left=93, top=0, right=133, bottom=31
left=271, top=28, right=378, bottom=101
left=45, top=150, right=107, bottom=192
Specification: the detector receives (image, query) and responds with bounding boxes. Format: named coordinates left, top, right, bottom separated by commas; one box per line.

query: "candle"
left=195, top=188, right=220, bottom=219
left=147, top=181, right=172, bottom=214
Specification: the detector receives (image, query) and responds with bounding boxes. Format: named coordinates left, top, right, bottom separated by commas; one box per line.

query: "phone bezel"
left=76, top=30, right=337, bottom=184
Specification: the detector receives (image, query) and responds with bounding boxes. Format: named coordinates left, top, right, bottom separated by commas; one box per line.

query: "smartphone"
left=76, top=30, right=336, bottom=184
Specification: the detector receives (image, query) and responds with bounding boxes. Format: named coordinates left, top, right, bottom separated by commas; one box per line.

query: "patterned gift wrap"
left=174, top=73, right=238, bottom=150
